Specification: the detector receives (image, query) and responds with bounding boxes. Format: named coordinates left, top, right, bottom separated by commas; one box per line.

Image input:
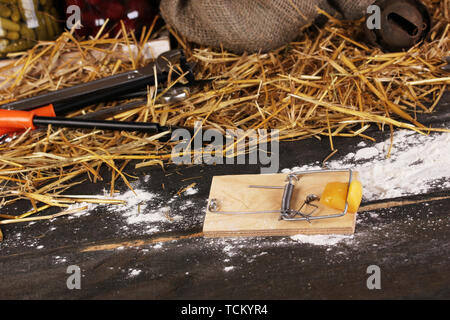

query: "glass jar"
left=64, top=0, right=160, bottom=38
left=0, top=0, right=61, bottom=57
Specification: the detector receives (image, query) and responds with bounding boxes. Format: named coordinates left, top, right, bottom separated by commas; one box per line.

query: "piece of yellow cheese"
left=320, top=180, right=363, bottom=213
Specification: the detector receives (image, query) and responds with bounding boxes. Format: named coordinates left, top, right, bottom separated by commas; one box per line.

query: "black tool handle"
left=33, top=116, right=170, bottom=135
left=2, top=65, right=166, bottom=115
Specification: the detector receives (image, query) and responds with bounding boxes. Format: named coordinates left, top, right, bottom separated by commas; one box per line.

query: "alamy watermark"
left=366, top=5, right=382, bottom=30
left=66, top=5, right=82, bottom=30
left=66, top=265, right=81, bottom=290
left=366, top=265, right=381, bottom=290
left=66, top=4, right=384, bottom=34
left=66, top=4, right=384, bottom=31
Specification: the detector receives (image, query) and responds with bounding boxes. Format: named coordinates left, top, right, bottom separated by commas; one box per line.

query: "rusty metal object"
left=365, top=0, right=431, bottom=52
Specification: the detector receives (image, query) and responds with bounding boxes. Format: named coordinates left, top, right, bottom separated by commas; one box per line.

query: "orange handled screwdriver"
left=0, top=108, right=190, bottom=141
left=0, top=105, right=56, bottom=136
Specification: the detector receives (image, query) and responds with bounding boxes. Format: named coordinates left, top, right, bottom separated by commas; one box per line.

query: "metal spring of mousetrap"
left=208, top=169, right=353, bottom=223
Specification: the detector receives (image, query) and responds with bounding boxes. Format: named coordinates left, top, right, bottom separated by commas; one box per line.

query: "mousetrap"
left=203, top=169, right=362, bottom=237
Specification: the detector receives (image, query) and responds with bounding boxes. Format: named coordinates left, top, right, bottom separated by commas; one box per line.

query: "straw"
left=0, top=1, right=448, bottom=235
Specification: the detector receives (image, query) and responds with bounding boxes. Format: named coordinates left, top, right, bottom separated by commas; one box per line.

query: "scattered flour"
left=58, top=182, right=198, bottom=236
left=369, top=212, right=379, bottom=219
left=283, top=130, right=450, bottom=201
left=67, top=203, right=95, bottom=219
left=184, top=187, right=198, bottom=196
left=123, top=206, right=170, bottom=225
left=207, top=236, right=357, bottom=271
left=222, top=244, right=238, bottom=257
left=290, top=234, right=353, bottom=246
left=180, top=200, right=194, bottom=210
left=54, top=256, right=67, bottom=264
left=354, top=147, right=379, bottom=160
left=14, top=129, right=447, bottom=253
left=224, top=266, right=235, bottom=272
left=109, top=188, right=157, bottom=215
left=128, top=269, right=142, bottom=278
left=357, top=141, right=367, bottom=147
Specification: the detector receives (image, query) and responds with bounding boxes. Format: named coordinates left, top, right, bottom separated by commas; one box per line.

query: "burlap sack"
left=160, top=0, right=375, bottom=53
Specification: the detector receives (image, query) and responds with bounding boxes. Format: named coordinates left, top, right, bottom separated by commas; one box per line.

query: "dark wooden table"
left=0, top=93, right=449, bottom=300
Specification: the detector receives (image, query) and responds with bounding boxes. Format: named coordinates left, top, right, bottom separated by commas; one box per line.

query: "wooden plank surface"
left=204, top=171, right=358, bottom=237
left=0, top=92, right=448, bottom=299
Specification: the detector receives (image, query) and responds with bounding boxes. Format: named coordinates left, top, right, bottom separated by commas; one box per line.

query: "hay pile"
left=0, top=0, right=449, bottom=228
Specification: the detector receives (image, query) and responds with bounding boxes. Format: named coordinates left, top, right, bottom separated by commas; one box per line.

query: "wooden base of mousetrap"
left=203, top=171, right=359, bottom=238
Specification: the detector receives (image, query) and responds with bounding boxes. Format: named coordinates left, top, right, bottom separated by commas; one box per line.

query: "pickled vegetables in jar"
left=0, top=0, right=61, bottom=57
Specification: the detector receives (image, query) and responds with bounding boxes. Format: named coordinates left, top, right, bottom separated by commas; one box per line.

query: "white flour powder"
left=127, top=269, right=142, bottom=278
left=64, top=185, right=187, bottom=232
left=12, top=129, right=446, bottom=253
left=107, top=188, right=167, bottom=225
left=283, top=130, right=450, bottom=201
left=290, top=234, right=353, bottom=246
